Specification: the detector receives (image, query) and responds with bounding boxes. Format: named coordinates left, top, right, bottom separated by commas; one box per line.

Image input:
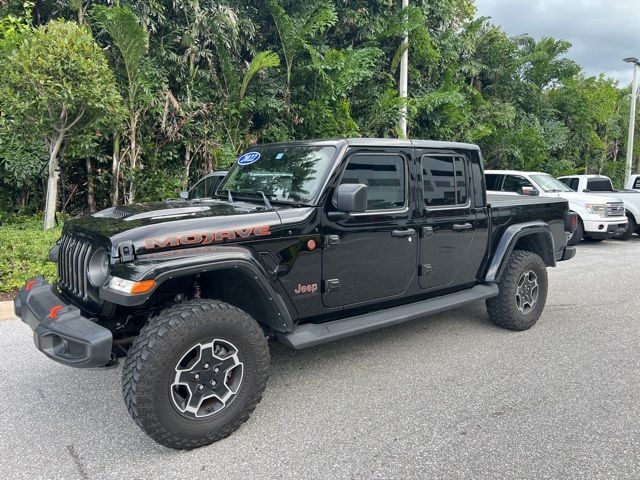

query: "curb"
left=0, top=301, right=15, bottom=320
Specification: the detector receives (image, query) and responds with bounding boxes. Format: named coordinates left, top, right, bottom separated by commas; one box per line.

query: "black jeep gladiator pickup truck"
left=15, top=138, right=576, bottom=449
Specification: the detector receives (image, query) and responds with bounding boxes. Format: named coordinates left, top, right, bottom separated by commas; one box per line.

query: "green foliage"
left=0, top=217, right=61, bottom=292
left=0, top=0, right=637, bottom=216
left=0, top=20, right=122, bottom=136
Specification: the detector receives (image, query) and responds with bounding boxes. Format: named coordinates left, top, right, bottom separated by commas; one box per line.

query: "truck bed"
left=486, top=193, right=569, bottom=262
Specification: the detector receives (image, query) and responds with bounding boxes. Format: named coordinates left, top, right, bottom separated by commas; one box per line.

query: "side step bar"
left=277, top=284, right=499, bottom=349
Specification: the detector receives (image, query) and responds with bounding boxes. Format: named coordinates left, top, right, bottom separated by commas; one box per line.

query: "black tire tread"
left=486, top=250, right=548, bottom=331
left=566, top=217, right=583, bottom=246
left=122, top=299, right=269, bottom=450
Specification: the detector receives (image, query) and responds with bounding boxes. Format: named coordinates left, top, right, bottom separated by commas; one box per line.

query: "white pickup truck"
left=485, top=170, right=627, bottom=246
left=558, top=174, right=640, bottom=239
left=627, top=174, right=640, bottom=192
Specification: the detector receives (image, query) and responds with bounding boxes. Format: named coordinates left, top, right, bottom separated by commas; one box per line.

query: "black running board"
left=277, top=284, right=499, bottom=349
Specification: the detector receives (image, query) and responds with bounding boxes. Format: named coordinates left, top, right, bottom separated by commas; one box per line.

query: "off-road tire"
left=486, top=250, right=548, bottom=331
left=122, top=299, right=269, bottom=450
left=566, top=217, right=584, bottom=246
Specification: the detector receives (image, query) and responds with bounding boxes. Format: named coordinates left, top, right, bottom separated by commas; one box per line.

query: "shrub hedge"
left=0, top=216, right=61, bottom=293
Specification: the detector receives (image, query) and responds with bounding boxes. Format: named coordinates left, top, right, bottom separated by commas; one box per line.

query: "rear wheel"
left=122, top=299, right=269, bottom=450
left=566, top=217, right=584, bottom=246
left=486, top=250, right=548, bottom=331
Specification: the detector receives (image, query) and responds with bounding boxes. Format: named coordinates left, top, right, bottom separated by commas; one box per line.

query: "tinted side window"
left=454, top=157, right=468, bottom=205
left=634, top=177, right=640, bottom=189
left=206, top=175, right=224, bottom=195
left=569, top=178, right=579, bottom=191
left=422, top=155, right=468, bottom=207
left=558, top=177, right=571, bottom=187
left=502, top=175, right=533, bottom=193
left=485, top=174, right=504, bottom=191
left=340, top=154, right=406, bottom=210
left=190, top=179, right=207, bottom=199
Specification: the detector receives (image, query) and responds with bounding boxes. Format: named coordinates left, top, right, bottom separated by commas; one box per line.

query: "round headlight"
left=88, top=249, right=110, bottom=287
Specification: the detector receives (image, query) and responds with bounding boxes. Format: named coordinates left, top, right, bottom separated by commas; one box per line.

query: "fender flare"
left=484, top=221, right=556, bottom=283
left=100, top=248, right=295, bottom=332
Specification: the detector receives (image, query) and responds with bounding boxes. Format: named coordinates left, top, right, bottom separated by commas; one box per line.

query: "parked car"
left=626, top=174, right=640, bottom=191
left=557, top=174, right=640, bottom=239
left=182, top=170, right=228, bottom=200
left=15, top=139, right=576, bottom=449
left=485, top=170, right=627, bottom=246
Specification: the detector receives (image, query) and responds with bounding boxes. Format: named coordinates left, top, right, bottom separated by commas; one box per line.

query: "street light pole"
left=624, top=57, right=640, bottom=186
left=398, top=0, right=408, bottom=138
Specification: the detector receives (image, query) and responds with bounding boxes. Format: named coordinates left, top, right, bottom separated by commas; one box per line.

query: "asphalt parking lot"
left=1, top=238, right=639, bottom=480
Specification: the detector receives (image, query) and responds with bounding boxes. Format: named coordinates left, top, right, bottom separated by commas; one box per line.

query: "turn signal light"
left=131, top=280, right=157, bottom=295
left=108, top=277, right=157, bottom=295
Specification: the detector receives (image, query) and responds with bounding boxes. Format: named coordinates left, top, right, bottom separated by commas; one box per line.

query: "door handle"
left=452, top=223, right=473, bottom=231
left=391, top=228, right=416, bottom=238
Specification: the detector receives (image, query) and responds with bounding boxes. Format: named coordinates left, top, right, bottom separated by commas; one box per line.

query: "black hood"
left=63, top=199, right=287, bottom=257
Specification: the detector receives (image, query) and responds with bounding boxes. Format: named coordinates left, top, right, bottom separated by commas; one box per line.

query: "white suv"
left=558, top=174, right=640, bottom=239
left=485, top=170, right=627, bottom=246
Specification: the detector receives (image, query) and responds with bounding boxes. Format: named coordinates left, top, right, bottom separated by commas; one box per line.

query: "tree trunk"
left=128, top=113, right=138, bottom=205
left=43, top=131, right=65, bottom=230
left=111, top=135, right=120, bottom=206
left=86, top=157, right=95, bottom=212
left=182, top=146, right=192, bottom=189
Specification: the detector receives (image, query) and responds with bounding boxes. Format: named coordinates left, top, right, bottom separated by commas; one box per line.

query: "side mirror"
left=521, top=186, right=539, bottom=196
left=179, top=191, right=189, bottom=199
left=336, top=183, right=368, bottom=213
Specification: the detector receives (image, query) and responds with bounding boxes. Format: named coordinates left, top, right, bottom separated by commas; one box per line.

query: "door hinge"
left=324, top=235, right=340, bottom=249
left=421, top=226, right=433, bottom=237
left=418, top=264, right=432, bottom=276
left=324, top=279, right=341, bottom=293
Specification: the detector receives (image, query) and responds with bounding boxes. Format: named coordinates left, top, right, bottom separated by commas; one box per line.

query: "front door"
left=418, top=153, right=480, bottom=291
left=321, top=150, right=418, bottom=308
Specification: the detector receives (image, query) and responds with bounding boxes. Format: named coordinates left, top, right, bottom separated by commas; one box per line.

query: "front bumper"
left=582, top=218, right=627, bottom=238
left=14, top=278, right=113, bottom=368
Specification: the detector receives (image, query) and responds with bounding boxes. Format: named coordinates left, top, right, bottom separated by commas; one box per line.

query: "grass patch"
left=0, top=216, right=61, bottom=293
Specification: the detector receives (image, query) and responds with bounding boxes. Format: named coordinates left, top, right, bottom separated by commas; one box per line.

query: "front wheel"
left=486, top=250, right=548, bottom=331
left=615, top=214, right=637, bottom=240
left=122, top=299, right=269, bottom=450
left=566, top=217, right=584, bottom=246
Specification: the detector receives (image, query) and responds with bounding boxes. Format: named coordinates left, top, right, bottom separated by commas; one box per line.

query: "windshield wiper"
left=257, top=191, right=273, bottom=210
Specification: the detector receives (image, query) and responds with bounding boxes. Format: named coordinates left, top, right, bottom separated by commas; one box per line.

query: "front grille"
left=605, top=202, right=624, bottom=217
left=58, top=234, right=94, bottom=301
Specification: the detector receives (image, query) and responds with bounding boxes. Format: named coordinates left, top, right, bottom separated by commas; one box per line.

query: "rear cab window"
left=485, top=174, right=504, bottom=191
left=421, top=155, right=469, bottom=208
left=586, top=178, right=614, bottom=192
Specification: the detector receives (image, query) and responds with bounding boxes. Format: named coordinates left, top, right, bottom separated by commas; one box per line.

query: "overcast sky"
left=475, top=0, right=640, bottom=85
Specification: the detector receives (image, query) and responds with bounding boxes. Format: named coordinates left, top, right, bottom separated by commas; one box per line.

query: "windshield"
left=530, top=174, right=574, bottom=193
left=218, top=146, right=336, bottom=203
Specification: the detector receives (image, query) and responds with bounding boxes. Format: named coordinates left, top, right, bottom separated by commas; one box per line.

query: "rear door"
left=321, top=149, right=418, bottom=308
left=417, top=153, right=481, bottom=290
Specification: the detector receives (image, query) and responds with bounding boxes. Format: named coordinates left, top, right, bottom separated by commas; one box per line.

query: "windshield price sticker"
left=238, top=151, right=261, bottom=166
